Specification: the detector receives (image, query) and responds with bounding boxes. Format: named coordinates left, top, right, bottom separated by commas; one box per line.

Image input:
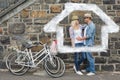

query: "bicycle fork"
left=47, top=50, right=56, bottom=67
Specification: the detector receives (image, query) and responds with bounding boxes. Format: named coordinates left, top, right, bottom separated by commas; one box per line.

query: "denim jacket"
left=84, top=21, right=96, bottom=46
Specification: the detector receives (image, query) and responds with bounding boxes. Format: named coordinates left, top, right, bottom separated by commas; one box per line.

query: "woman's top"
left=69, top=25, right=84, bottom=44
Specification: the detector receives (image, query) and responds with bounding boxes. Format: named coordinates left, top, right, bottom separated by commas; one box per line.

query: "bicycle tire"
left=6, top=52, right=26, bottom=72
left=44, top=56, right=61, bottom=73
left=5, top=52, right=16, bottom=69
left=50, top=57, right=65, bottom=77
left=8, top=53, right=30, bottom=76
left=44, top=56, right=65, bottom=78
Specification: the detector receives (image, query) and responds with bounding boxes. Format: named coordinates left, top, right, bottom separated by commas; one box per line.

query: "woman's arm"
left=71, top=39, right=75, bottom=47
left=69, top=27, right=75, bottom=47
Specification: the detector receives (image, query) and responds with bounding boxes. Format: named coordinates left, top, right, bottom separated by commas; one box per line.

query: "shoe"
left=73, top=66, right=83, bottom=75
left=76, top=71, right=83, bottom=75
left=86, top=72, right=95, bottom=76
left=73, top=66, right=77, bottom=73
left=81, top=69, right=87, bottom=73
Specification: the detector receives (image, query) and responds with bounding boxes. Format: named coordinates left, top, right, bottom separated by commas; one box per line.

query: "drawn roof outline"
left=44, top=3, right=119, bottom=53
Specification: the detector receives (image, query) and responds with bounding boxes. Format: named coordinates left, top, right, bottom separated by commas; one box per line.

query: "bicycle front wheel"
left=44, top=56, right=65, bottom=78
left=8, top=53, right=30, bottom=76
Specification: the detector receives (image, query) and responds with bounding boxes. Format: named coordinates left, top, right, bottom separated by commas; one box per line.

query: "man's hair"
left=88, top=17, right=92, bottom=20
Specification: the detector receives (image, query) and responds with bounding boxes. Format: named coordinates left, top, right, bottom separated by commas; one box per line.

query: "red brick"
left=70, top=11, right=86, bottom=17
left=31, top=46, right=44, bottom=52
left=116, top=11, right=120, bottom=16
left=20, top=9, right=29, bottom=18
left=50, top=4, right=62, bottom=13
left=38, top=11, right=47, bottom=18
left=31, top=11, right=38, bottom=18
left=71, top=0, right=80, bottom=3
left=0, top=27, right=2, bottom=34
left=31, top=11, right=47, bottom=18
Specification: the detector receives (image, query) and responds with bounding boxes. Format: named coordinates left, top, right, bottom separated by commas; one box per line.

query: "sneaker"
left=81, top=69, right=87, bottom=73
left=73, top=66, right=77, bottom=73
left=73, top=66, right=83, bottom=75
left=76, top=71, right=83, bottom=75
left=86, top=72, right=95, bottom=76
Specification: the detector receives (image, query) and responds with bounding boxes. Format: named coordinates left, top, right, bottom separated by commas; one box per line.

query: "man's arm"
left=86, top=24, right=95, bottom=39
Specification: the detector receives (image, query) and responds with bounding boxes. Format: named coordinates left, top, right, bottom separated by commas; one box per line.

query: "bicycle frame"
left=14, top=44, right=54, bottom=68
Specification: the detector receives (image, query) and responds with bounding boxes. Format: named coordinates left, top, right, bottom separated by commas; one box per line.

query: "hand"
left=76, top=36, right=83, bottom=41
left=72, top=45, right=75, bottom=48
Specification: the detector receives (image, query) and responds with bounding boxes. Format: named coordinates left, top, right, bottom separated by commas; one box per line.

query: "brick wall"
left=0, top=0, right=120, bottom=71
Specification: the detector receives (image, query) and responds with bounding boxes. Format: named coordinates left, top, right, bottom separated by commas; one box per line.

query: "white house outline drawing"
left=44, top=3, right=119, bottom=53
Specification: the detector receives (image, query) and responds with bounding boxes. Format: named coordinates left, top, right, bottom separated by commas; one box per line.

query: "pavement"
left=0, top=69, right=120, bottom=80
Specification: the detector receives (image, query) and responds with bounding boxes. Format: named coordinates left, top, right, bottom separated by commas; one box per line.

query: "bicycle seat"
left=22, top=42, right=33, bottom=49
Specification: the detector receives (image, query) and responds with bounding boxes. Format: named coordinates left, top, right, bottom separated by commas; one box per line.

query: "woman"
left=69, top=15, right=85, bottom=75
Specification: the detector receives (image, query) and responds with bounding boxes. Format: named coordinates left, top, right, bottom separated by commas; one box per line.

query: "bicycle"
left=5, top=36, right=65, bottom=78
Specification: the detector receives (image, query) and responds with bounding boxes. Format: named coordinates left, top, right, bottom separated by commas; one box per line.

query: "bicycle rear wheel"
left=6, top=52, right=25, bottom=72
left=44, top=56, right=65, bottom=78
left=8, top=53, right=30, bottom=76
left=6, top=52, right=16, bottom=69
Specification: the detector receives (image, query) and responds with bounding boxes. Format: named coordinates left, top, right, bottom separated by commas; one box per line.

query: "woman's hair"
left=71, top=20, right=79, bottom=27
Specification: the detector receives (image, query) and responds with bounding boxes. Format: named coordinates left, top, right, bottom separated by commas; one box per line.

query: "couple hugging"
left=69, top=13, right=96, bottom=76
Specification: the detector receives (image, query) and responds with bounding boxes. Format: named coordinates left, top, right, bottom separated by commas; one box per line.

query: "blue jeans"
left=74, top=43, right=85, bottom=71
left=85, top=52, right=95, bottom=73
left=74, top=43, right=95, bottom=73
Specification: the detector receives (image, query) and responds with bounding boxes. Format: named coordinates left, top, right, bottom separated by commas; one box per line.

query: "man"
left=77, top=13, right=96, bottom=76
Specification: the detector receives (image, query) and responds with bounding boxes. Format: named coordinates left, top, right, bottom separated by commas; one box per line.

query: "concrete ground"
left=0, top=69, right=120, bottom=80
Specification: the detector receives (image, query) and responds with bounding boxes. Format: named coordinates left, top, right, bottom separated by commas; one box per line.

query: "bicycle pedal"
left=16, top=61, right=27, bottom=65
left=25, top=62, right=33, bottom=65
